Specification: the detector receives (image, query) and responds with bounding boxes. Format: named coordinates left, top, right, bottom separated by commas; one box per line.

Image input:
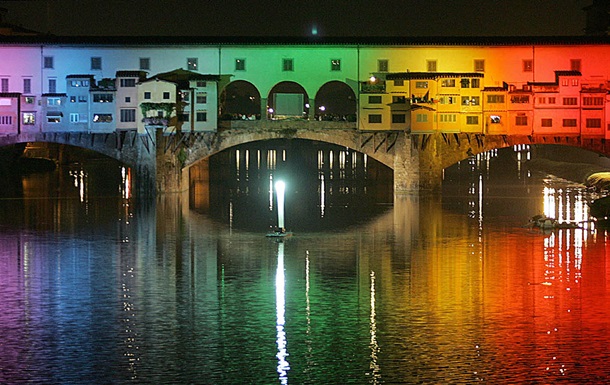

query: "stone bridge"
left=3, top=125, right=610, bottom=196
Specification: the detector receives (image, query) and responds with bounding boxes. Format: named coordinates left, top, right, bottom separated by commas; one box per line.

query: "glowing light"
left=276, top=180, right=285, bottom=230
left=275, top=242, right=290, bottom=383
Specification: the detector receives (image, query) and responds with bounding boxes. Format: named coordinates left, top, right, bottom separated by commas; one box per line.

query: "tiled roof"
left=386, top=72, right=484, bottom=80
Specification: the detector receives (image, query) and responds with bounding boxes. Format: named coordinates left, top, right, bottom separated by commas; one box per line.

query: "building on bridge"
left=1, top=35, right=610, bottom=140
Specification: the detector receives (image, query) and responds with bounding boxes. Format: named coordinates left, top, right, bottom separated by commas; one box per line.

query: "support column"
left=308, top=100, right=316, bottom=120
left=260, top=97, right=268, bottom=120
left=392, top=134, right=422, bottom=193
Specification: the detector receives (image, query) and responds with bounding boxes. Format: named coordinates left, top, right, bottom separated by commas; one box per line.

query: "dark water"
left=1, top=142, right=609, bottom=384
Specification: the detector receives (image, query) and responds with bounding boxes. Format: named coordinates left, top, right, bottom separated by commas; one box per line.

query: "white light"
left=275, top=181, right=286, bottom=229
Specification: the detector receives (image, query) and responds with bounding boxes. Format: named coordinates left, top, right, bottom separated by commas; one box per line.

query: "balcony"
left=360, top=82, right=386, bottom=94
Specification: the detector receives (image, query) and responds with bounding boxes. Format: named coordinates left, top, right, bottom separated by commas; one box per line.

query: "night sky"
left=1, top=0, right=592, bottom=37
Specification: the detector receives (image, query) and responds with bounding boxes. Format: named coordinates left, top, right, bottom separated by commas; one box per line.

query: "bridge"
left=2, top=35, right=610, bottom=194
left=3, top=121, right=610, bottom=197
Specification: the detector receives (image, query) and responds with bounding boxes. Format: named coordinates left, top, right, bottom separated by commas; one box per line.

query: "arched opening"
left=220, top=80, right=261, bottom=120
left=314, top=81, right=357, bottom=122
left=267, top=81, right=309, bottom=120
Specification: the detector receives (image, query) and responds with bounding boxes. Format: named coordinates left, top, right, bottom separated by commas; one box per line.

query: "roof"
left=386, top=72, right=484, bottom=80
left=145, top=68, right=221, bottom=89
left=116, top=70, right=148, bottom=79
left=1, top=35, right=610, bottom=47
left=0, top=92, right=21, bottom=98
left=66, top=74, right=96, bottom=79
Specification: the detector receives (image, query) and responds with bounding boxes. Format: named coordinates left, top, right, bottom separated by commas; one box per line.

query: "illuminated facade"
left=0, top=36, right=610, bottom=138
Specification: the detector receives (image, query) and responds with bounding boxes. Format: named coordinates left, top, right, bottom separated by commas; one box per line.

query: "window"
left=572, top=79, right=579, bottom=86
left=474, top=59, right=485, bottom=72
left=561, top=79, right=569, bottom=86
left=70, top=80, right=89, bottom=87
left=570, top=59, right=581, bottom=72
left=140, top=57, right=150, bottom=70
left=163, top=92, right=171, bottom=100
left=440, top=114, right=457, bottom=122
left=120, top=109, right=136, bottom=122
left=487, top=94, right=505, bottom=103
left=541, top=118, right=553, bottom=127
left=392, top=114, right=406, bottom=123
left=91, top=57, right=102, bottom=70
left=93, top=113, right=113, bottom=123
left=70, top=96, right=76, bottom=103
left=460, top=78, right=470, bottom=88
left=144, top=92, right=151, bottom=100
left=563, top=97, right=578, bottom=105
left=586, top=118, right=602, bottom=128
left=93, top=93, right=113, bottom=103
left=471, top=78, right=480, bottom=88
left=331, top=59, right=341, bottom=71
left=281, top=58, right=294, bottom=72
left=43, top=56, right=54, bottom=69
left=511, top=95, right=530, bottom=104
left=24, top=96, right=35, bottom=104
left=466, top=116, right=479, bottom=124
left=461, top=96, right=480, bottom=106
left=392, top=96, right=406, bottom=104
left=563, top=119, right=577, bottom=127
left=23, top=78, right=31, bottom=94
left=441, top=79, right=456, bottom=87
left=196, top=81, right=206, bottom=88
left=523, top=59, right=533, bottom=72
left=23, top=112, right=35, bottom=125
left=48, top=78, right=56, bottom=93
left=416, top=114, right=428, bottom=123
left=0, top=116, right=12, bottom=125
left=196, top=92, right=207, bottom=104
left=181, top=91, right=190, bottom=102
left=490, top=115, right=501, bottom=124
left=378, top=59, right=388, bottom=72
left=368, top=95, right=382, bottom=104
left=439, top=96, right=456, bottom=104
left=548, top=97, right=556, bottom=104
left=515, top=116, right=528, bottom=126
left=235, top=59, right=246, bottom=71
left=120, top=78, right=136, bottom=87
left=46, top=111, right=61, bottom=123
left=394, top=80, right=404, bottom=87
left=47, top=97, right=61, bottom=106
left=583, top=97, right=604, bottom=106
left=78, top=95, right=87, bottom=103
left=125, top=97, right=131, bottom=103
left=427, top=60, right=437, bottom=72
left=187, top=58, right=198, bottom=70
left=196, top=111, right=207, bottom=122
left=1, top=78, right=8, bottom=92
left=538, top=97, right=546, bottom=104
left=368, top=114, right=382, bottom=123
left=415, top=81, right=428, bottom=88
left=179, top=113, right=190, bottom=122
left=69, top=113, right=80, bottom=123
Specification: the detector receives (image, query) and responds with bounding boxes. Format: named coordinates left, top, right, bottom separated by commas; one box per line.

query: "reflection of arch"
left=314, top=81, right=357, bottom=122
left=220, top=80, right=261, bottom=120
left=267, top=81, right=309, bottom=120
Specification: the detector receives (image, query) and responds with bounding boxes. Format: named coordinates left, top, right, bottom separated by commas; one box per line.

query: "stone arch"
left=266, top=81, right=309, bottom=120
left=314, top=81, right=357, bottom=122
left=219, top=80, right=262, bottom=121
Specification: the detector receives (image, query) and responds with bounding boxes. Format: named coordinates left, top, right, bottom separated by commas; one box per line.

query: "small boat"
left=266, top=229, right=293, bottom=238
left=529, top=215, right=581, bottom=229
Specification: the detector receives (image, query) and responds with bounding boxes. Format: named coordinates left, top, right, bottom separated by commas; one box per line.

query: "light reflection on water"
left=0, top=145, right=609, bottom=383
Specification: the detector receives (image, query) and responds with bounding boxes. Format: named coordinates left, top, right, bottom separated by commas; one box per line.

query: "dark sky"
left=1, top=0, right=592, bottom=37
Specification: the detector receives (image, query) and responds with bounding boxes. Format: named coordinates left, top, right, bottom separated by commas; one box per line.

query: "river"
left=0, top=141, right=609, bottom=384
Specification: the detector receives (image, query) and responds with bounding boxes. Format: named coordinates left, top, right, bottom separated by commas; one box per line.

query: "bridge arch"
left=314, top=81, right=357, bottom=122
left=219, top=80, right=262, bottom=121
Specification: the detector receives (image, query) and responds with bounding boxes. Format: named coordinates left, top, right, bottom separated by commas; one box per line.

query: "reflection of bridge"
left=2, top=36, right=610, bottom=193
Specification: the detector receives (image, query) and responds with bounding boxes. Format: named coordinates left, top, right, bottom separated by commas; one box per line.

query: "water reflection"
left=0, top=145, right=609, bottom=383
left=198, top=139, right=393, bottom=232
